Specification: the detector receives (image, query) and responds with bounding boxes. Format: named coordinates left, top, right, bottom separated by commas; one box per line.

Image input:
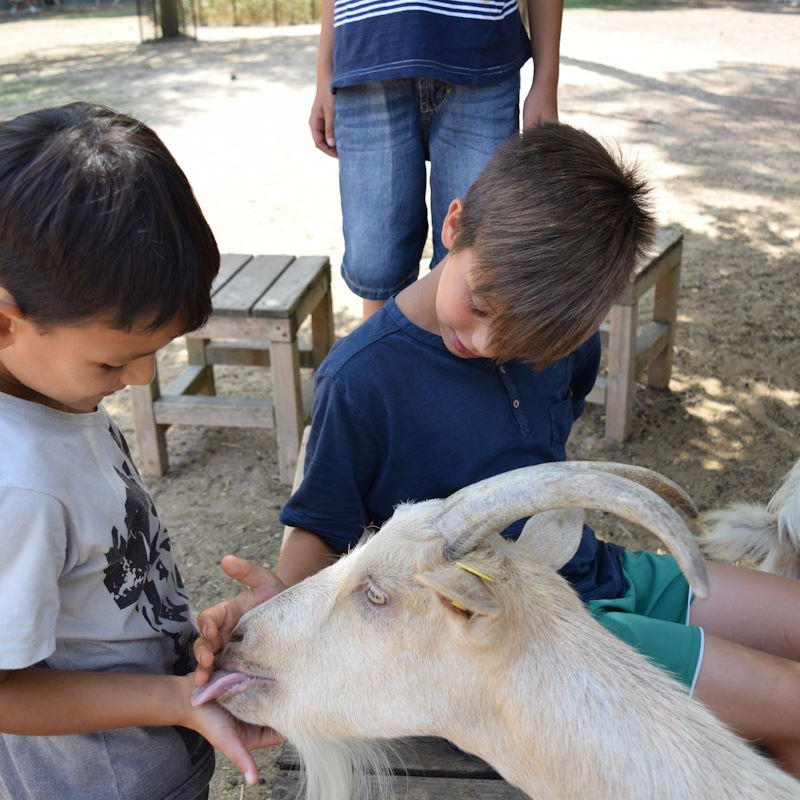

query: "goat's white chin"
left=191, top=668, right=275, bottom=707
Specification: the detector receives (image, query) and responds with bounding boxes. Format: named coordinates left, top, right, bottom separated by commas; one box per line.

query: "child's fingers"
left=192, top=559, right=285, bottom=688
left=192, top=643, right=218, bottom=686
left=220, top=554, right=273, bottom=592
left=220, top=556, right=287, bottom=609
left=218, top=736, right=260, bottom=786
left=238, top=752, right=259, bottom=787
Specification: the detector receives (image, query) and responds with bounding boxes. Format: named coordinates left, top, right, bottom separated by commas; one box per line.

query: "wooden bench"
left=272, top=737, right=527, bottom=799
left=129, top=253, right=334, bottom=485
left=586, top=226, right=683, bottom=441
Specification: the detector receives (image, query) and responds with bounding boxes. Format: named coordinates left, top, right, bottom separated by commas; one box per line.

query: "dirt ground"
left=1, top=2, right=799, bottom=797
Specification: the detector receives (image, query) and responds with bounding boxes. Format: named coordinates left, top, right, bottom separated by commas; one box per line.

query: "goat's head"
left=193, top=462, right=705, bottom=744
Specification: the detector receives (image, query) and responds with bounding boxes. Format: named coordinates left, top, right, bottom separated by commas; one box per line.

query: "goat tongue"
left=191, top=668, right=252, bottom=706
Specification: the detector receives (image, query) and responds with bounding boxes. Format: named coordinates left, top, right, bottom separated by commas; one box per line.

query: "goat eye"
left=366, top=583, right=386, bottom=605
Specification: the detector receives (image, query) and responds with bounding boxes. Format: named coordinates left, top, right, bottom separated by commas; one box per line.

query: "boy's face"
left=435, top=246, right=496, bottom=360
left=0, top=308, right=182, bottom=413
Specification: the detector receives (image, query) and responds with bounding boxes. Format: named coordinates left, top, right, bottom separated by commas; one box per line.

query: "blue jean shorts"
left=586, top=550, right=705, bottom=694
left=334, top=75, right=520, bottom=300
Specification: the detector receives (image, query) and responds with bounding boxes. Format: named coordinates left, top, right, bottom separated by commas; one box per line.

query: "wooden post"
left=605, top=301, right=637, bottom=442
left=129, top=372, right=169, bottom=476
left=270, top=339, right=304, bottom=484
left=311, top=282, right=335, bottom=368
left=648, top=258, right=681, bottom=389
left=184, top=337, right=216, bottom=395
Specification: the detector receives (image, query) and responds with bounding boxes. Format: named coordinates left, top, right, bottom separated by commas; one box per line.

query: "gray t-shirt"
left=0, top=392, right=214, bottom=800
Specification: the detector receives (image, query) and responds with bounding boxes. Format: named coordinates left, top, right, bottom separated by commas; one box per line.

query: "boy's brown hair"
left=452, top=123, right=655, bottom=369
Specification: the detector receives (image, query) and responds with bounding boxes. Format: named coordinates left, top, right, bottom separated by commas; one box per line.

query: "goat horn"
left=434, top=462, right=708, bottom=599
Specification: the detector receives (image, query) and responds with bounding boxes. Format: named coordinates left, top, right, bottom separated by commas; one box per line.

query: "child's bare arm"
left=276, top=526, right=342, bottom=587
left=522, top=0, right=562, bottom=127
left=309, top=0, right=336, bottom=156
left=0, top=667, right=281, bottom=784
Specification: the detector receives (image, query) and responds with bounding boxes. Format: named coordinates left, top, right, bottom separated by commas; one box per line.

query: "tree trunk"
left=161, top=0, right=180, bottom=37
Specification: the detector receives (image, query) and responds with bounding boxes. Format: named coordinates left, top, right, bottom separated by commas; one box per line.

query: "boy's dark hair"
left=0, top=102, right=219, bottom=332
left=453, top=123, right=655, bottom=368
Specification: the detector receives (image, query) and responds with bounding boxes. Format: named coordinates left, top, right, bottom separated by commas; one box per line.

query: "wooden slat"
left=211, top=253, right=252, bottom=295
left=649, top=259, right=681, bottom=389
left=284, top=267, right=332, bottom=341
left=634, top=321, right=670, bottom=376
left=272, top=773, right=527, bottom=800
left=152, top=395, right=274, bottom=428
left=162, top=364, right=213, bottom=398
left=311, top=282, right=335, bottom=367
left=190, top=315, right=287, bottom=342
left=300, top=373, right=314, bottom=423
left=211, top=254, right=294, bottom=316
left=201, top=341, right=315, bottom=369
left=253, top=255, right=329, bottom=319
left=281, top=425, right=311, bottom=549
left=586, top=375, right=607, bottom=406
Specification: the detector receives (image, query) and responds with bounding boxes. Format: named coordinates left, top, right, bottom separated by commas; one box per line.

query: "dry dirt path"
left=1, top=3, right=799, bottom=797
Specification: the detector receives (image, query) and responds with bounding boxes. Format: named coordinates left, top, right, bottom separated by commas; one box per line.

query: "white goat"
left=703, top=457, right=800, bottom=577
left=193, top=462, right=800, bottom=799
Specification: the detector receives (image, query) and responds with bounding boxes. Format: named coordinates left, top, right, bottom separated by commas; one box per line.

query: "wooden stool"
left=586, top=226, right=683, bottom=442
left=273, top=737, right=526, bottom=799
left=129, top=253, right=334, bottom=485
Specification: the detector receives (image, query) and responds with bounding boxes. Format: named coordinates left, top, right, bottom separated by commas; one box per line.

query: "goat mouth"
left=191, top=667, right=275, bottom=707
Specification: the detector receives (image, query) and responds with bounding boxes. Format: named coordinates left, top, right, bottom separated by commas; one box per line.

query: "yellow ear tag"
left=450, top=600, right=469, bottom=611
left=455, top=561, right=495, bottom=583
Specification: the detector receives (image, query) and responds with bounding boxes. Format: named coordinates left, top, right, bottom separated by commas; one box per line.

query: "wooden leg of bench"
left=605, top=301, right=637, bottom=442
left=184, top=336, right=216, bottom=395
left=311, top=285, right=335, bottom=368
left=281, top=425, right=311, bottom=552
left=648, top=262, right=681, bottom=390
left=271, top=339, right=304, bottom=485
left=129, top=369, right=169, bottom=476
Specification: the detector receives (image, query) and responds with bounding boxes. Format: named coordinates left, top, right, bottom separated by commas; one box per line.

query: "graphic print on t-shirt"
left=103, top=424, right=194, bottom=675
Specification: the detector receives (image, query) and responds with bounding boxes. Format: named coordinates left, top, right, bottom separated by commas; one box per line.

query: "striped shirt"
left=331, top=0, right=531, bottom=89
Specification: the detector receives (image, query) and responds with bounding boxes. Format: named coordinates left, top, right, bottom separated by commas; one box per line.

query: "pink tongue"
left=191, top=669, right=252, bottom=706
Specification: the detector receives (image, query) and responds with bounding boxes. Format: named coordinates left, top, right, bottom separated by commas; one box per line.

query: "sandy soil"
left=1, top=2, right=799, bottom=797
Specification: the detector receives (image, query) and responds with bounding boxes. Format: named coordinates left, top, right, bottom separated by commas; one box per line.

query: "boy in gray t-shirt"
left=0, top=103, right=279, bottom=800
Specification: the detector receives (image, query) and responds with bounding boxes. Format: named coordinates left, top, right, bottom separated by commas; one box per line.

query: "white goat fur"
left=218, top=500, right=800, bottom=800
left=704, top=458, right=800, bottom=577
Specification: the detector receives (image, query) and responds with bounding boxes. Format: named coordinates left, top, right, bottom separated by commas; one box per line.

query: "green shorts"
left=586, top=550, right=704, bottom=693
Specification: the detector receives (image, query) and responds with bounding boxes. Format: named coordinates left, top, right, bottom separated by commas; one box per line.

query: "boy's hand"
left=309, top=86, right=337, bottom=158
left=521, top=80, right=559, bottom=128
left=194, top=556, right=286, bottom=687
left=180, top=673, right=283, bottom=786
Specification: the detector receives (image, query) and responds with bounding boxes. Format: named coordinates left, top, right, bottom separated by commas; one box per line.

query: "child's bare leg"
left=691, top=562, right=800, bottom=775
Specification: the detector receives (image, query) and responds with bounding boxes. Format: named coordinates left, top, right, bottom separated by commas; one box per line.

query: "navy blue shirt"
left=280, top=298, right=626, bottom=602
left=332, top=0, right=531, bottom=89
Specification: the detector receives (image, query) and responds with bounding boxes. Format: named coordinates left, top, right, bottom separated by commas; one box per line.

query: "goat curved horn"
left=434, top=462, right=708, bottom=599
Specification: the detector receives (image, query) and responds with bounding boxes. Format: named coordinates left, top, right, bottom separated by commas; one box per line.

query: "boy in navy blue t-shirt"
left=196, top=124, right=800, bottom=780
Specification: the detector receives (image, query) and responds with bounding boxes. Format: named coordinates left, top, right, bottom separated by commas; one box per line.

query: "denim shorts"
left=334, top=75, right=520, bottom=300
left=586, top=550, right=705, bottom=695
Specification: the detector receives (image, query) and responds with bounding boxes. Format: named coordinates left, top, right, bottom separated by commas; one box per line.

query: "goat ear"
left=414, top=564, right=502, bottom=619
left=516, top=509, right=584, bottom=570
